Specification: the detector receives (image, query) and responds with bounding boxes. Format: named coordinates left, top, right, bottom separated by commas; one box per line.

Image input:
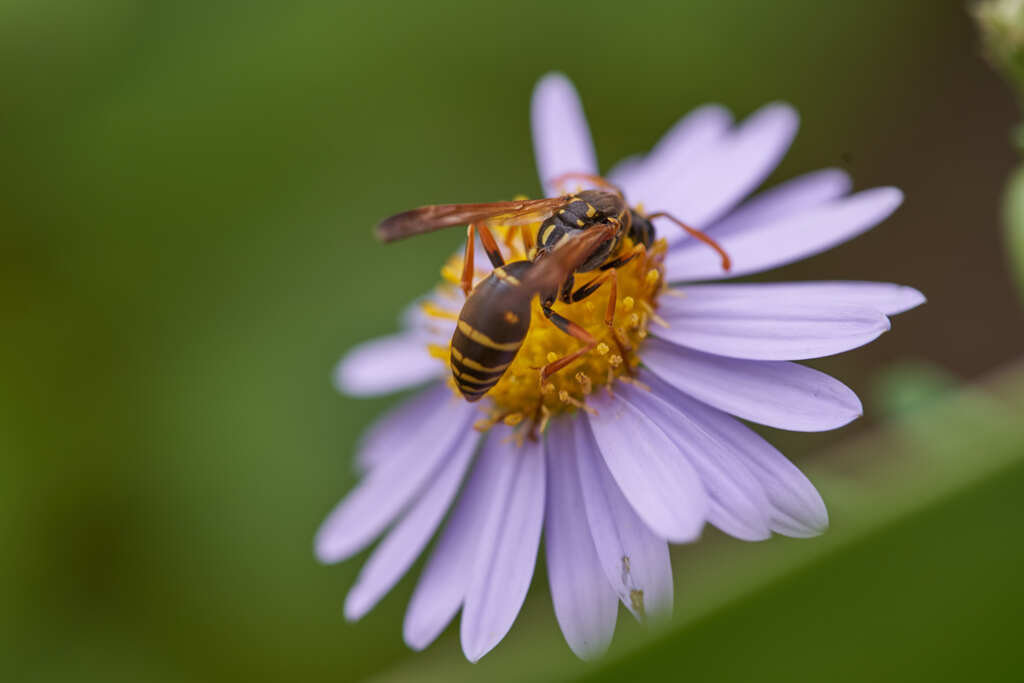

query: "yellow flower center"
left=425, top=222, right=668, bottom=433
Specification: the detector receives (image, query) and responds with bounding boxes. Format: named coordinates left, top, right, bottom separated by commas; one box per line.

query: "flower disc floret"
left=427, top=224, right=668, bottom=429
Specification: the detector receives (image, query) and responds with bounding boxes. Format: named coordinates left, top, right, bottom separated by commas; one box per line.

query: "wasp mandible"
left=376, top=173, right=730, bottom=402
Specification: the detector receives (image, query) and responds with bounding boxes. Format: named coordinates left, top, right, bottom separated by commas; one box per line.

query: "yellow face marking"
left=586, top=204, right=597, bottom=217
left=457, top=320, right=522, bottom=351
left=451, top=346, right=513, bottom=374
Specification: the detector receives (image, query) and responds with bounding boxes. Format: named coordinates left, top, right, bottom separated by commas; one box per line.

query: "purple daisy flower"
left=316, top=72, right=924, bottom=661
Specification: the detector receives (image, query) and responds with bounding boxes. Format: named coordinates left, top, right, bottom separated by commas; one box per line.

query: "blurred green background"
left=4, top=1, right=1024, bottom=681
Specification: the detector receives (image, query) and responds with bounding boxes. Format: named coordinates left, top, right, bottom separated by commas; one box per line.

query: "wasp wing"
left=375, top=196, right=568, bottom=243
left=520, top=223, right=618, bottom=297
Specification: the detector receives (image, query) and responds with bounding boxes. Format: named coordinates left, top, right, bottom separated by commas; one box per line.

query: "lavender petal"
left=355, top=382, right=450, bottom=472
left=314, top=400, right=475, bottom=563
left=343, top=427, right=478, bottom=620
left=402, top=293, right=459, bottom=345
left=641, top=337, right=862, bottom=432
left=609, top=105, right=733, bottom=207
left=569, top=417, right=674, bottom=621
left=655, top=297, right=890, bottom=361
left=461, top=430, right=546, bottom=662
left=703, top=168, right=851, bottom=241
left=531, top=73, right=598, bottom=196
left=665, top=187, right=904, bottom=282
left=617, top=382, right=772, bottom=541
left=641, top=370, right=828, bottom=536
left=650, top=103, right=799, bottom=235
left=402, top=433, right=506, bottom=651
left=586, top=391, right=708, bottom=543
left=667, top=281, right=926, bottom=317
left=334, top=332, right=444, bottom=397
left=544, top=420, right=618, bottom=659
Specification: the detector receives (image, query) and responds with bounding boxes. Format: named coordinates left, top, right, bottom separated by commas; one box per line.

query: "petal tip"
left=901, top=286, right=927, bottom=312
left=343, top=591, right=368, bottom=622
left=876, top=186, right=905, bottom=211
left=313, top=533, right=342, bottom=564
left=331, top=357, right=352, bottom=395
left=401, top=614, right=436, bottom=652
left=760, top=100, right=800, bottom=124
left=817, top=166, right=854, bottom=192
left=830, top=391, right=864, bottom=429
left=571, top=641, right=612, bottom=662
left=745, top=101, right=800, bottom=143
left=535, top=71, right=572, bottom=90
left=460, top=639, right=487, bottom=663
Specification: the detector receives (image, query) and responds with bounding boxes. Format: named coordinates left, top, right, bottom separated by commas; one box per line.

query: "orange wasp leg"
left=460, top=223, right=507, bottom=296
left=538, top=307, right=599, bottom=382
left=538, top=264, right=632, bottom=385
left=573, top=267, right=634, bottom=357
left=520, top=224, right=535, bottom=257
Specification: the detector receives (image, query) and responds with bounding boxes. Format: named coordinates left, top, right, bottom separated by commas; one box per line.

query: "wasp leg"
left=599, top=242, right=647, bottom=271
left=548, top=171, right=624, bottom=196
left=460, top=225, right=476, bottom=297
left=539, top=306, right=598, bottom=381
left=645, top=211, right=731, bottom=272
left=572, top=268, right=633, bottom=357
left=477, top=223, right=505, bottom=268
left=558, top=274, right=575, bottom=304
left=520, top=225, right=535, bottom=257
left=461, top=223, right=507, bottom=296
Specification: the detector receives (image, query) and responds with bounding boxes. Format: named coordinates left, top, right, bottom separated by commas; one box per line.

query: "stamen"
left=557, top=389, right=596, bottom=414
left=537, top=405, right=552, bottom=434
left=639, top=300, right=669, bottom=328
left=434, top=233, right=668, bottom=426
left=421, top=301, right=459, bottom=321
left=503, top=412, right=524, bottom=426
left=617, top=375, right=651, bottom=391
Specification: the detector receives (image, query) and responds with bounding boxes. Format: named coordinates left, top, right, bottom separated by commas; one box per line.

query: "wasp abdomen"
left=450, top=262, right=533, bottom=401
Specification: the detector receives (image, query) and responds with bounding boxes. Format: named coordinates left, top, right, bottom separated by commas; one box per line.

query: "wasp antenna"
left=646, top=212, right=731, bottom=272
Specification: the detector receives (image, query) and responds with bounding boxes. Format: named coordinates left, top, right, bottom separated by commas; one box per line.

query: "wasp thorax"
left=426, top=223, right=668, bottom=434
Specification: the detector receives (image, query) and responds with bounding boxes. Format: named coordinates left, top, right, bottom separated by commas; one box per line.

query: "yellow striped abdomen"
left=450, top=262, right=533, bottom=401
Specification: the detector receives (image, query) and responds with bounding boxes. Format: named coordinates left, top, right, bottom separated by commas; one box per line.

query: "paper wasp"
left=376, top=173, right=730, bottom=401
